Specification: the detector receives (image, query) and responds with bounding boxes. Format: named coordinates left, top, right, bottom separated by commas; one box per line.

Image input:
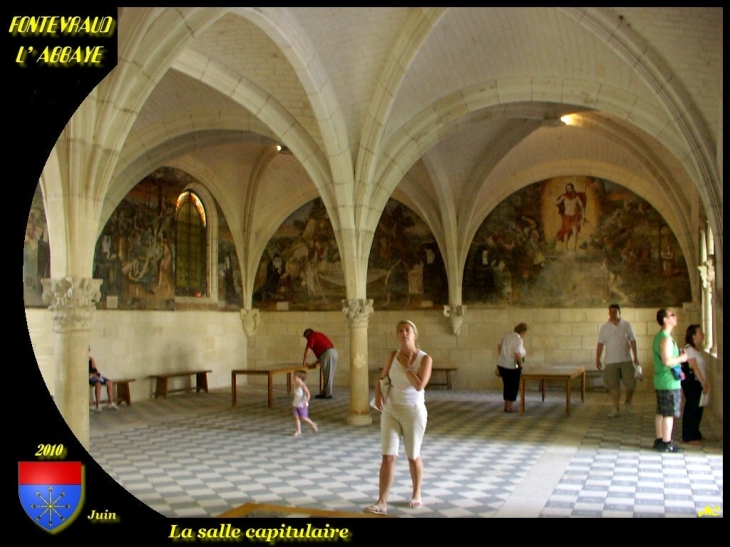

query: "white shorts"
left=381, top=403, right=427, bottom=460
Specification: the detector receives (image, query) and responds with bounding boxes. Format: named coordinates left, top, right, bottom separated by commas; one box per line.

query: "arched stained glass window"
left=175, top=191, right=207, bottom=297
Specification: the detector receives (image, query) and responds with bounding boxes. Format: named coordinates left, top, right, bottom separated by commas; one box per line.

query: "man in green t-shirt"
left=652, top=309, right=689, bottom=453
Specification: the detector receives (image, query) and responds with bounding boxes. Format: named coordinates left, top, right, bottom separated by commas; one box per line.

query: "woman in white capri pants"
left=364, top=320, right=432, bottom=515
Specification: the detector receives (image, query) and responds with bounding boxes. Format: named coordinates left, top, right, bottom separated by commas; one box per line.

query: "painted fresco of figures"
left=42, top=171, right=693, bottom=313
left=156, top=237, right=174, bottom=296
left=222, top=254, right=237, bottom=305
left=465, top=175, right=691, bottom=308
left=91, top=166, right=201, bottom=309
left=252, top=198, right=448, bottom=311
left=23, top=203, right=51, bottom=307
left=421, top=243, right=447, bottom=303
left=369, top=201, right=447, bottom=309
left=254, top=253, right=284, bottom=303
left=553, top=183, right=586, bottom=253
left=303, top=244, right=326, bottom=302
left=253, top=198, right=346, bottom=311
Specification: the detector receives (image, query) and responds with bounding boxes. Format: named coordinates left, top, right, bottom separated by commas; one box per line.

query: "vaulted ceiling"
left=66, top=7, right=721, bottom=302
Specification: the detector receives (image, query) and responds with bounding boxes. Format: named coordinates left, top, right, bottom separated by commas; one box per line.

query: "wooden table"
left=520, top=366, right=585, bottom=416
left=231, top=363, right=321, bottom=408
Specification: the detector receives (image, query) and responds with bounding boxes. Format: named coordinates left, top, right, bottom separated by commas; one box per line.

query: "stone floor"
left=89, top=384, right=723, bottom=518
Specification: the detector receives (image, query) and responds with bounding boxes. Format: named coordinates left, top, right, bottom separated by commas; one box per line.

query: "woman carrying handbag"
left=365, top=320, right=432, bottom=515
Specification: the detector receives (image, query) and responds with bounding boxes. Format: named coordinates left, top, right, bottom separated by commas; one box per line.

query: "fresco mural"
left=24, top=167, right=241, bottom=311
left=92, top=167, right=189, bottom=310
left=253, top=198, right=448, bottom=311
left=217, top=206, right=243, bottom=310
left=464, top=175, right=692, bottom=308
left=22, top=186, right=51, bottom=307
left=368, top=200, right=448, bottom=309
left=25, top=174, right=688, bottom=311
left=253, top=198, right=345, bottom=311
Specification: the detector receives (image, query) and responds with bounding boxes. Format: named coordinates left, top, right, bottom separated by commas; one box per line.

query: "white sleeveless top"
left=292, top=386, right=308, bottom=408
left=386, top=350, right=427, bottom=406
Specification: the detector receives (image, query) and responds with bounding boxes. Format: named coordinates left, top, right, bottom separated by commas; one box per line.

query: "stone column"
left=342, top=299, right=374, bottom=426
left=42, top=277, right=102, bottom=450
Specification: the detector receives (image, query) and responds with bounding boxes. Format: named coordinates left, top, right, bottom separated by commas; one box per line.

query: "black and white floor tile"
left=89, top=385, right=723, bottom=518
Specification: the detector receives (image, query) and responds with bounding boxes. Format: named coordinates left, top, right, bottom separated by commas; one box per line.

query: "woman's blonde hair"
left=397, top=320, right=418, bottom=336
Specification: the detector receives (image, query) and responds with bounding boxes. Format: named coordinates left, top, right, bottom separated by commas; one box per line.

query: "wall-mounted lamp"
left=560, top=114, right=576, bottom=126
left=276, top=145, right=292, bottom=154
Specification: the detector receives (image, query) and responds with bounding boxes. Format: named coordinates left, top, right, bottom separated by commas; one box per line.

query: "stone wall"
left=25, top=306, right=721, bottom=424
left=26, top=309, right=248, bottom=405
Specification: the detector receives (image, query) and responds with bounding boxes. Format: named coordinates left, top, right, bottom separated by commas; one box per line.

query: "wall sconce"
left=276, top=145, right=292, bottom=154
left=560, top=114, right=577, bottom=126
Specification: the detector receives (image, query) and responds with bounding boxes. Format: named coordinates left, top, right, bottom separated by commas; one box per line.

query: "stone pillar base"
left=346, top=412, right=373, bottom=426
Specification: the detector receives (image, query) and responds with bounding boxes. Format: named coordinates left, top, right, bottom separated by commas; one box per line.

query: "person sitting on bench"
left=89, top=346, right=117, bottom=412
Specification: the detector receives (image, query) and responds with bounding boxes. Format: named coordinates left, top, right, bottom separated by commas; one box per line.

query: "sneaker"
left=625, top=402, right=634, bottom=414
left=90, top=406, right=102, bottom=413
left=653, top=438, right=663, bottom=450
left=607, top=407, right=620, bottom=418
left=658, top=441, right=683, bottom=453
left=106, top=402, right=118, bottom=410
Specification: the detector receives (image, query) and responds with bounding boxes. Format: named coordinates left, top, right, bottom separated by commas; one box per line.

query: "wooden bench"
left=89, top=378, right=136, bottom=406
left=373, top=366, right=458, bottom=390
left=150, top=370, right=212, bottom=399
left=428, top=366, right=458, bottom=389
left=113, top=378, right=136, bottom=405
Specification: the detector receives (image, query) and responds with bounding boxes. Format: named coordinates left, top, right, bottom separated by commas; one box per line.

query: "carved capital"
left=240, top=308, right=261, bottom=338
left=41, top=277, right=102, bottom=332
left=443, top=304, right=467, bottom=336
left=341, top=299, right=374, bottom=328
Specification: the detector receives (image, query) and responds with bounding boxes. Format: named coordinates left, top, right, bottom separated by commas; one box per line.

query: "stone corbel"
left=341, top=299, right=374, bottom=327
left=698, top=256, right=716, bottom=353
left=41, top=277, right=102, bottom=332
left=698, top=255, right=715, bottom=289
left=443, top=304, right=466, bottom=336
left=240, top=308, right=261, bottom=338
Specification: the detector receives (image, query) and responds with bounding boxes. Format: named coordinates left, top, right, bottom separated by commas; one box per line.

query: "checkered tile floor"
left=89, top=385, right=723, bottom=518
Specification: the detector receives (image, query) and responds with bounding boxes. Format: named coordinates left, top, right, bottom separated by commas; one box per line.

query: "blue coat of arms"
left=19, top=461, right=84, bottom=533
